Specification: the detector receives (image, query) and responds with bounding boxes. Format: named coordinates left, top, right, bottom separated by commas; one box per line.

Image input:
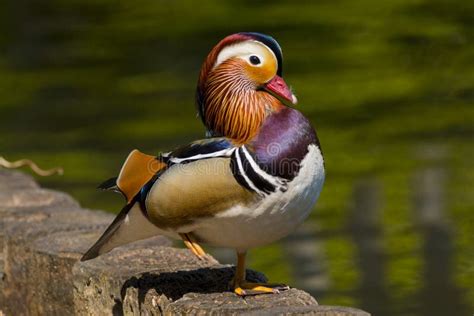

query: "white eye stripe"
left=214, top=40, right=276, bottom=69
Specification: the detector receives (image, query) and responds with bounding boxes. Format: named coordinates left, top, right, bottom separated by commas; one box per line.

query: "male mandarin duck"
left=82, top=32, right=325, bottom=296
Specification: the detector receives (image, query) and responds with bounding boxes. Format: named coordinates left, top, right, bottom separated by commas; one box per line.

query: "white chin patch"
left=291, top=94, right=298, bottom=104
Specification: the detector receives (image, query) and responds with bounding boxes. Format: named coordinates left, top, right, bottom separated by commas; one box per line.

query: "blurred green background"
left=1, top=0, right=473, bottom=315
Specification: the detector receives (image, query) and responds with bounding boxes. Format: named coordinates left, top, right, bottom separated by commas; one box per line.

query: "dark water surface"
left=1, top=1, right=473, bottom=315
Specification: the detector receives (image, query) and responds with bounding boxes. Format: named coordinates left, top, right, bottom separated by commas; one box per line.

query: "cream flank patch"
left=145, top=157, right=255, bottom=228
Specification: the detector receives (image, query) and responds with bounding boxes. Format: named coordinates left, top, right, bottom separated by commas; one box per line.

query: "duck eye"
left=249, top=55, right=261, bottom=65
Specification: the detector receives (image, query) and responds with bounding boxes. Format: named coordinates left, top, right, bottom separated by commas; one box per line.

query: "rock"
left=0, top=170, right=371, bottom=315
left=164, top=289, right=317, bottom=315
left=242, top=305, right=371, bottom=316
left=25, top=215, right=113, bottom=315
left=0, top=170, right=39, bottom=191
left=73, top=240, right=208, bottom=315
left=121, top=265, right=268, bottom=315
left=2, top=207, right=108, bottom=315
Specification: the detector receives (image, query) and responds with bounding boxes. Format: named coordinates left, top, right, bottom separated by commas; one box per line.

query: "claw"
left=234, top=282, right=289, bottom=296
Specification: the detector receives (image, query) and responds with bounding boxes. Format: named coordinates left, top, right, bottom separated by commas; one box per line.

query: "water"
left=1, top=1, right=473, bottom=315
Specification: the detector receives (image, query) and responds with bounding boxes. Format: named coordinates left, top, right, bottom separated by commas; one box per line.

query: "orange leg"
left=180, top=233, right=206, bottom=259
left=232, top=251, right=289, bottom=296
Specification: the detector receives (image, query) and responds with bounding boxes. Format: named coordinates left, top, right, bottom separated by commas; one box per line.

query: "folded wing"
left=81, top=138, right=248, bottom=261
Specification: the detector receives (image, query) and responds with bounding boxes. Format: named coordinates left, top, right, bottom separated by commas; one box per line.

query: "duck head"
left=196, top=32, right=297, bottom=143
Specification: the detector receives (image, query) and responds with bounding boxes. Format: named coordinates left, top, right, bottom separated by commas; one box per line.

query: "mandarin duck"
left=82, top=32, right=325, bottom=296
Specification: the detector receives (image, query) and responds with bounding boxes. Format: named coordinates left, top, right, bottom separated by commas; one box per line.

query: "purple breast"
left=248, top=107, right=321, bottom=180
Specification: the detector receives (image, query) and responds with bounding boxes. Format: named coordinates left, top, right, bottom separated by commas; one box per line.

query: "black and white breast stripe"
left=230, top=146, right=288, bottom=196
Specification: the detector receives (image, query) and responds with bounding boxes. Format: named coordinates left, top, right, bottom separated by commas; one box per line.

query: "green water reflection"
left=1, top=1, right=473, bottom=315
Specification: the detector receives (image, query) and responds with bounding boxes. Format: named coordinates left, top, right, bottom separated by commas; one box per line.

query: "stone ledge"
left=0, top=170, right=370, bottom=315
